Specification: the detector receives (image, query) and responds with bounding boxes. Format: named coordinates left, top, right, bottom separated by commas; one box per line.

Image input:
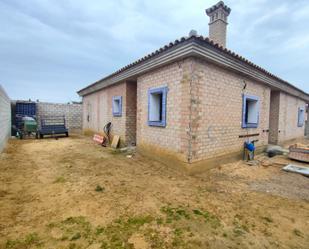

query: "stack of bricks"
left=288, top=144, right=309, bottom=162
left=37, top=102, right=82, bottom=130
left=0, top=85, right=11, bottom=152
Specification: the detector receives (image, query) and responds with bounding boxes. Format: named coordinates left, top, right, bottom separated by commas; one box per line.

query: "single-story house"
left=78, top=1, right=309, bottom=171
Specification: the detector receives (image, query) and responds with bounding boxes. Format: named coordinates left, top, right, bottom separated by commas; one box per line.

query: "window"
left=242, top=94, right=259, bottom=128
left=148, top=87, right=167, bottom=127
left=298, top=107, right=305, bottom=127
left=112, top=96, right=122, bottom=117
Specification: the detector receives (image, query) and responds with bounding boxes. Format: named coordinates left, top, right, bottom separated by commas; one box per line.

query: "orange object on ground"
left=93, top=134, right=105, bottom=145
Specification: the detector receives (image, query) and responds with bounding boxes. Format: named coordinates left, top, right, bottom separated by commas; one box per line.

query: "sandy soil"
left=0, top=135, right=308, bottom=249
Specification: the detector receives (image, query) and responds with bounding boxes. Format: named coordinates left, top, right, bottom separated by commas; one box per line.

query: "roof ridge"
left=78, top=34, right=308, bottom=97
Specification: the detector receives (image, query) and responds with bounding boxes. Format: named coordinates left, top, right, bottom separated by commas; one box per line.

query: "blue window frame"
left=242, top=94, right=259, bottom=128
left=148, top=86, right=168, bottom=127
left=112, top=96, right=122, bottom=117
left=297, top=107, right=305, bottom=127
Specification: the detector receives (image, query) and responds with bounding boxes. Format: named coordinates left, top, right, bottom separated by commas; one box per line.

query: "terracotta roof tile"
left=78, top=35, right=308, bottom=97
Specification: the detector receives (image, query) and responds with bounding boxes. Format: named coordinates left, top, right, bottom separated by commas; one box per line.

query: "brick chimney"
left=205, top=1, right=231, bottom=48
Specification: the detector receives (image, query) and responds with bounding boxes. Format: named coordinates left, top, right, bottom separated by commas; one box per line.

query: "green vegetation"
left=5, top=206, right=223, bottom=249
left=95, top=185, right=105, bottom=192
left=5, top=233, right=42, bottom=249
left=53, top=176, right=66, bottom=183
left=261, top=216, right=273, bottom=223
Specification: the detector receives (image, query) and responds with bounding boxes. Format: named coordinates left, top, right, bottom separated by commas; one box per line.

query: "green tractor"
left=16, top=116, right=39, bottom=139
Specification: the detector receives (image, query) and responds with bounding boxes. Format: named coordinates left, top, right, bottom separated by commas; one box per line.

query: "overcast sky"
left=1, top=0, right=308, bottom=103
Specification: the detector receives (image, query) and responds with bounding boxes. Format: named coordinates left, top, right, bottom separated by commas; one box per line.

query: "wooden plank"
left=111, top=135, right=120, bottom=149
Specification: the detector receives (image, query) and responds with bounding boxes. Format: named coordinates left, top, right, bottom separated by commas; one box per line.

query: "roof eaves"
left=78, top=35, right=309, bottom=101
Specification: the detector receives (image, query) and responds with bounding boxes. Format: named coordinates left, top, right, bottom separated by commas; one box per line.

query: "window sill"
left=113, top=113, right=122, bottom=117
left=148, top=121, right=166, bottom=127
left=242, top=123, right=258, bottom=128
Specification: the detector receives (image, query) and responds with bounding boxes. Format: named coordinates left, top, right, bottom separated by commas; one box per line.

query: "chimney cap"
left=206, top=1, right=231, bottom=15
left=189, top=30, right=198, bottom=37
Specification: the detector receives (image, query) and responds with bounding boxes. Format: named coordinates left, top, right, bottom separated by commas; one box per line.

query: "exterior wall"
left=305, top=105, right=309, bottom=136
left=82, top=81, right=137, bottom=145
left=0, top=85, right=11, bottom=152
left=268, top=91, right=280, bottom=144
left=136, top=59, right=193, bottom=162
left=277, top=92, right=306, bottom=143
left=37, top=102, right=82, bottom=130
left=190, top=58, right=271, bottom=162
left=125, top=82, right=137, bottom=144
left=82, top=58, right=307, bottom=165
left=209, top=20, right=227, bottom=47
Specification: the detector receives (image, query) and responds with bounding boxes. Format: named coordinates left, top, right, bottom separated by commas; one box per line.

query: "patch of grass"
left=143, top=228, right=166, bottom=248
left=293, top=229, right=303, bottom=237
left=44, top=208, right=223, bottom=249
left=156, top=217, right=163, bottom=225
left=172, top=229, right=186, bottom=247
left=160, top=205, right=191, bottom=223
left=100, top=215, right=154, bottom=248
left=68, top=243, right=77, bottom=249
left=192, top=209, right=203, bottom=216
left=48, top=216, right=93, bottom=244
left=5, top=233, right=42, bottom=249
left=233, top=218, right=249, bottom=237
left=95, top=185, right=105, bottom=192
left=261, top=216, right=273, bottom=223
left=192, top=209, right=221, bottom=228
left=53, top=176, right=66, bottom=183
left=109, top=149, right=122, bottom=155
left=95, top=226, right=104, bottom=235
left=24, top=233, right=40, bottom=245
left=233, top=227, right=246, bottom=236
left=70, top=233, right=81, bottom=241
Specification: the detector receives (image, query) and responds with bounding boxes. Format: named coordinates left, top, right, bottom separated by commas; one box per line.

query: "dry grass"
left=0, top=135, right=308, bottom=249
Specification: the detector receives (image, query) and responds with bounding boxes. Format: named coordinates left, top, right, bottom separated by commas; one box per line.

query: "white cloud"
left=0, top=0, right=308, bottom=102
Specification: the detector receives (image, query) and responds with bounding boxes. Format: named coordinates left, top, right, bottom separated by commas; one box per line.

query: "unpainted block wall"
left=209, top=20, right=227, bottom=47
left=305, top=109, right=309, bottom=137
left=276, top=92, right=306, bottom=143
left=82, top=58, right=307, bottom=164
left=190, top=58, right=271, bottom=162
left=37, top=102, right=82, bottom=130
left=136, top=59, right=193, bottom=162
left=136, top=57, right=272, bottom=163
left=125, top=82, right=137, bottom=144
left=0, top=86, right=11, bottom=152
left=268, top=91, right=280, bottom=144
left=82, top=81, right=137, bottom=145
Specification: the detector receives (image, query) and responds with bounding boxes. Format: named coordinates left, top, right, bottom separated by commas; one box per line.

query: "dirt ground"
left=0, top=135, right=308, bottom=249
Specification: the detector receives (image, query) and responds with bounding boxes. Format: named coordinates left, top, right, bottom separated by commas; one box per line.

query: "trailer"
left=13, top=101, right=36, bottom=131
left=38, top=116, right=69, bottom=138
left=12, top=101, right=38, bottom=139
